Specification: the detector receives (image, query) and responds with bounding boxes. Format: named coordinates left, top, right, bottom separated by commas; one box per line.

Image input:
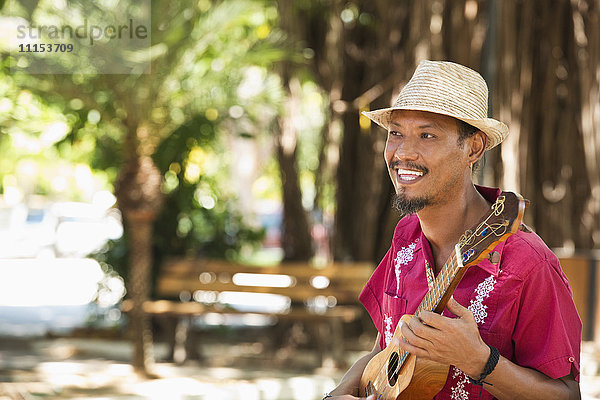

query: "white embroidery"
left=469, top=275, right=497, bottom=325
left=450, top=367, right=470, bottom=400
left=450, top=275, right=498, bottom=398
left=394, top=240, right=418, bottom=294
left=384, top=313, right=393, bottom=347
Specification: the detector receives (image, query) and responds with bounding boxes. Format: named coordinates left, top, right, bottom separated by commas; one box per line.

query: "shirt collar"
left=393, top=185, right=506, bottom=277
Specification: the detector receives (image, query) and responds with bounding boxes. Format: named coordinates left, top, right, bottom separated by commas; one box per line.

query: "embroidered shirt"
left=359, top=186, right=582, bottom=399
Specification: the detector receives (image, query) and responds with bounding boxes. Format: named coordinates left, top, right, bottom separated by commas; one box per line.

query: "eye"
left=389, top=130, right=402, bottom=137
left=421, top=132, right=435, bottom=139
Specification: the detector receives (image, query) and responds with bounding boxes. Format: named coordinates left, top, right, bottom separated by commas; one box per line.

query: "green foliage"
left=0, top=59, right=110, bottom=200
left=153, top=115, right=265, bottom=262
left=0, top=0, right=331, bottom=273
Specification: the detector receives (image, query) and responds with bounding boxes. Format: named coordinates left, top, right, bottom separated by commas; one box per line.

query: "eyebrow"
left=390, top=121, right=441, bottom=129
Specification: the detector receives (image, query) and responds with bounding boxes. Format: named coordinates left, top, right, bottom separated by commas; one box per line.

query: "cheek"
left=384, top=141, right=394, bottom=165
left=436, top=153, right=467, bottom=181
left=423, top=150, right=462, bottom=178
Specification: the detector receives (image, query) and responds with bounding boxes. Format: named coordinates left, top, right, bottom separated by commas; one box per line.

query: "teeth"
left=398, top=169, right=423, bottom=176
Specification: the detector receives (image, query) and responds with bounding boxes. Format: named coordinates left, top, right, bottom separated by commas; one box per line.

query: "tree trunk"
left=115, top=124, right=163, bottom=374
left=276, top=0, right=315, bottom=262
left=276, top=77, right=314, bottom=261
left=124, top=209, right=156, bottom=372
left=492, top=0, right=599, bottom=249
left=570, top=0, right=600, bottom=249
left=330, top=0, right=489, bottom=262
left=286, top=0, right=599, bottom=263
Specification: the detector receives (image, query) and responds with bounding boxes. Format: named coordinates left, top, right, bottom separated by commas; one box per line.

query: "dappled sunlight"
left=125, top=368, right=337, bottom=400
left=128, top=377, right=209, bottom=400
left=217, top=291, right=291, bottom=314
left=232, top=272, right=294, bottom=288
left=12, top=340, right=341, bottom=400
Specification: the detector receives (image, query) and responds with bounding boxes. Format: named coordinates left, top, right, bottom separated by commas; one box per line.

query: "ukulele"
left=359, top=192, right=527, bottom=400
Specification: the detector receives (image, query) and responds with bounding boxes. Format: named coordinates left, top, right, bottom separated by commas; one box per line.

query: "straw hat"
left=362, top=60, right=508, bottom=150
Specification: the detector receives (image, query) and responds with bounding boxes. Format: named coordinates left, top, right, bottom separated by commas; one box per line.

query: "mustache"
left=389, top=161, right=429, bottom=174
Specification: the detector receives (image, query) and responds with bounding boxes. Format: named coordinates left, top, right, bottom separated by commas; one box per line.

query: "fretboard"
left=414, top=251, right=465, bottom=316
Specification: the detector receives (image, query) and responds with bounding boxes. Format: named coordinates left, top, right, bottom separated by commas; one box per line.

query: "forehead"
left=389, top=109, right=458, bottom=131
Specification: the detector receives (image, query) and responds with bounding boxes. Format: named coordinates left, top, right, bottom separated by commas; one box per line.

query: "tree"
left=281, top=0, right=599, bottom=263
left=283, top=0, right=490, bottom=262
left=2, top=0, right=283, bottom=373
left=275, top=0, right=314, bottom=261
left=492, top=0, right=600, bottom=249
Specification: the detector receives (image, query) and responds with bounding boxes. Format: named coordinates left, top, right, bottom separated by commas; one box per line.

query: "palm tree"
left=4, top=0, right=283, bottom=373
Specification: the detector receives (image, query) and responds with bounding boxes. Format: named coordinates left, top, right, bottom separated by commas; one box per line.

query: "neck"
left=417, top=183, right=491, bottom=271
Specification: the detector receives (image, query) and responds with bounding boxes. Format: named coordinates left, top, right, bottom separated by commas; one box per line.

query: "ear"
left=467, top=131, right=487, bottom=165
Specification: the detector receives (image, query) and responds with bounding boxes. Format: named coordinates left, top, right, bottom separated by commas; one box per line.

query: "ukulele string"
left=379, top=247, right=476, bottom=398
left=389, top=253, right=461, bottom=379
left=376, top=254, right=461, bottom=399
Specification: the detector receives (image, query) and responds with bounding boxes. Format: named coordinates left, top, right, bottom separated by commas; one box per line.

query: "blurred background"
left=0, top=0, right=599, bottom=399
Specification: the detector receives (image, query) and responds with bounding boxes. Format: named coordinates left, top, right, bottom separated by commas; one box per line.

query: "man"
left=325, top=61, right=581, bottom=400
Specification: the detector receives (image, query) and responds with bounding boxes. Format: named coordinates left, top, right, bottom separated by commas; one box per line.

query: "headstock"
left=456, top=192, right=527, bottom=269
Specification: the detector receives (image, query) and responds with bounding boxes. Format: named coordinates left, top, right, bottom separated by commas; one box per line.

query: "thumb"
left=446, top=296, right=470, bottom=318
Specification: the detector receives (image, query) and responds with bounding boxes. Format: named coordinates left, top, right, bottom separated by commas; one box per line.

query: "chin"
left=392, top=192, right=430, bottom=215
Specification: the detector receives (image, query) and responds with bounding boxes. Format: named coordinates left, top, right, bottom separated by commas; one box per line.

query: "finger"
left=402, top=319, right=431, bottom=345
left=394, top=322, right=431, bottom=357
left=446, top=296, right=471, bottom=319
left=394, top=332, right=429, bottom=358
left=417, top=311, right=448, bottom=329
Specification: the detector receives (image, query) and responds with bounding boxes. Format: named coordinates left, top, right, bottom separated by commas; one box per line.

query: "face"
left=385, top=110, right=482, bottom=214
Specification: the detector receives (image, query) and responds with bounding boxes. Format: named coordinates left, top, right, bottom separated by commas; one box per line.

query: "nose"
left=387, top=139, right=419, bottom=164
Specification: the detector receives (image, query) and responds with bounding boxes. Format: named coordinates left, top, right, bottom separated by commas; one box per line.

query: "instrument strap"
left=425, top=260, right=435, bottom=291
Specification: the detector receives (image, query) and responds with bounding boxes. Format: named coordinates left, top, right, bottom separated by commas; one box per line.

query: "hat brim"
left=362, top=107, right=508, bottom=150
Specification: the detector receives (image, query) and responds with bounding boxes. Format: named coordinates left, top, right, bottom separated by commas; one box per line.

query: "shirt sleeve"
left=359, top=247, right=392, bottom=343
left=512, top=256, right=582, bottom=381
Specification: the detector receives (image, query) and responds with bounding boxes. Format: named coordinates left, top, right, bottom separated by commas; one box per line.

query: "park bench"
left=122, top=259, right=374, bottom=365
left=123, top=254, right=599, bottom=365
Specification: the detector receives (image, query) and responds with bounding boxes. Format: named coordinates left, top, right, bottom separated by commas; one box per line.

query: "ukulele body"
left=359, top=315, right=449, bottom=400
left=399, top=357, right=449, bottom=399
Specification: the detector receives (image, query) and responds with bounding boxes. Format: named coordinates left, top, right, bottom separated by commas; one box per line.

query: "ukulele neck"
left=415, top=245, right=466, bottom=317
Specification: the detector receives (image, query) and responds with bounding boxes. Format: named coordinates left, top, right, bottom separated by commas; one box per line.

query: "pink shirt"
left=359, top=186, right=581, bottom=399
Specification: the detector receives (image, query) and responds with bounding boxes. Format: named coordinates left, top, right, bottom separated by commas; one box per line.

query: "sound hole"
left=387, top=351, right=399, bottom=386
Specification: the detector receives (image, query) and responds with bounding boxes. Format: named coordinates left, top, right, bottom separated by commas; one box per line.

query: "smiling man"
left=324, top=61, right=581, bottom=400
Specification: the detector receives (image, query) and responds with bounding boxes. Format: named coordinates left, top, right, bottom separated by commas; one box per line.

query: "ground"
left=1, top=334, right=600, bottom=399
left=0, top=331, right=347, bottom=400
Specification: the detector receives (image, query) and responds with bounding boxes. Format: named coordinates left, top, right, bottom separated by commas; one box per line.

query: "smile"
left=397, top=168, right=425, bottom=182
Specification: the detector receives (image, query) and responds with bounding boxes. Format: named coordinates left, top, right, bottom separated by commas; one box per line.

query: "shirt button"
left=487, top=251, right=501, bottom=264
left=569, top=356, right=575, bottom=363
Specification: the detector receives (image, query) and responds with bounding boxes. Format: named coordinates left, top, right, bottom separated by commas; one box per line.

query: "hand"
left=395, top=296, right=490, bottom=378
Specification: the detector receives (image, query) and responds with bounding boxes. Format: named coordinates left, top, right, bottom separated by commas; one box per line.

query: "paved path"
left=1, top=338, right=600, bottom=399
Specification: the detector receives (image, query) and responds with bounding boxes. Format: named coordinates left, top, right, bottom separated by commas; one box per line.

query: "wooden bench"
left=123, top=259, right=374, bottom=365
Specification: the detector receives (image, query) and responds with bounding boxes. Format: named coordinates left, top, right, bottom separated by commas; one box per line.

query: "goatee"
left=392, top=193, right=429, bottom=215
